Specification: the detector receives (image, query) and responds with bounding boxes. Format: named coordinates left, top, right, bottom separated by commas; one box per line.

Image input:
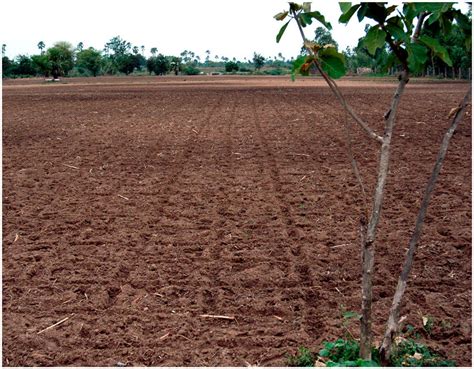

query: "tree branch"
left=366, top=70, right=409, bottom=243
left=411, top=11, right=429, bottom=42
left=291, top=10, right=383, bottom=144
left=359, top=70, right=409, bottom=360
left=379, top=88, right=471, bottom=363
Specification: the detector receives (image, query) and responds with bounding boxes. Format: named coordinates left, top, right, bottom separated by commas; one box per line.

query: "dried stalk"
left=379, top=88, right=471, bottom=362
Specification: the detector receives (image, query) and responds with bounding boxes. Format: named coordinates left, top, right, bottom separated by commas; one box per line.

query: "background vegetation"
left=2, top=8, right=471, bottom=80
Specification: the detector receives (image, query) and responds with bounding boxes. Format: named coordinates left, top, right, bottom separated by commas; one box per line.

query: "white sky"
left=0, top=1, right=469, bottom=60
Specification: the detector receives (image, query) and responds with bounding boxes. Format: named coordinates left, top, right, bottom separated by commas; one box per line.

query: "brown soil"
left=2, top=75, right=471, bottom=366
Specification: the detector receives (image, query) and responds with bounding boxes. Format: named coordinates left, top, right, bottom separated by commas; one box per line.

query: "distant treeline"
left=2, top=26, right=471, bottom=79
left=2, top=36, right=292, bottom=79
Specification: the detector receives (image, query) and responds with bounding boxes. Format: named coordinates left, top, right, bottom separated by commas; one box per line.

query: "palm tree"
left=141, top=45, right=145, bottom=55
left=1, top=44, right=6, bottom=56
left=37, top=41, right=45, bottom=55
left=150, top=47, right=158, bottom=56
left=77, top=42, right=84, bottom=52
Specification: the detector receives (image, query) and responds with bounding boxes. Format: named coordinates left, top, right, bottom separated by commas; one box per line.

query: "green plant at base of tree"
left=287, top=338, right=456, bottom=367
left=390, top=339, right=456, bottom=367
left=286, top=347, right=314, bottom=367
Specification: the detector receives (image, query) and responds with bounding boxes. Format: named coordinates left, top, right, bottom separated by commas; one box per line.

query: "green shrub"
left=263, top=68, right=288, bottom=75
left=287, top=347, right=314, bottom=367
left=289, top=337, right=456, bottom=367
left=225, top=60, right=239, bottom=72
left=182, top=64, right=201, bottom=75
left=319, top=339, right=379, bottom=367
left=390, top=339, right=456, bottom=367
left=238, top=65, right=252, bottom=73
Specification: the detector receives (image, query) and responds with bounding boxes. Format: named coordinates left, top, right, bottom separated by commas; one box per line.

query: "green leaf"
left=427, top=11, right=441, bottom=25
left=419, top=35, right=453, bottom=66
left=363, top=26, right=387, bottom=55
left=302, top=2, right=311, bottom=12
left=339, top=4, right=360, bottom=24
left=342, top=311, right=361, bottom=320
left=301, top=11, right=332, bottom=30
left=274, top=11, right=289, bottom=21
left=438, top=13, right=453, bottom=35
left=385, top=23, right=409, bottom=44
left=319, top=348, right=330, bottom=357
left=402, top=4, right=416, bottom=33
left=359, top=359, right=380, bottom=367
left=453, top=11, right=471, bottom=32
left=289, top=2, right=302, bottom=12
left=413, top=2, right=451, bottom=13
left=339, top=2, right=352, bottom=14
left=276, top=20, right=291, bottom=43
left=386, top=5, right=398, bottom=16
left=407, top=43, right=428, bottom=72
left=318, top=47, right=346, bottom=79
left=357, top=4, right=369, bottom=21
left=291, top=55, right=308, bottom=81
left=364, top=3, right=390, bottom=23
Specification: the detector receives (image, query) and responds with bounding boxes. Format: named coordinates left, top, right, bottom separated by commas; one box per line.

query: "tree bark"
left=379, top=88, right=471, bottom=363
left=359, top=70, right=409, bottom=360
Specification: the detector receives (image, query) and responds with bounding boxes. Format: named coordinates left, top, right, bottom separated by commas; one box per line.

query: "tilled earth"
left=2, top=76, right=471, bottom=366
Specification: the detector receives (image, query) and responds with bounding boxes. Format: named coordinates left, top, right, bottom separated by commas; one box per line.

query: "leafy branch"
left=275, top=3, right=383, bottom=144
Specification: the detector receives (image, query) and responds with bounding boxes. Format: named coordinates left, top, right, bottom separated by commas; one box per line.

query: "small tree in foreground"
left=275, top=2, right=471, bottom=364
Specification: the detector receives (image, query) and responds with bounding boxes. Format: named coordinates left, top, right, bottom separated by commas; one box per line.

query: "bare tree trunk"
left=379, top=88, right=471, bottom=363
left=360, top=70, right=409, bottom=360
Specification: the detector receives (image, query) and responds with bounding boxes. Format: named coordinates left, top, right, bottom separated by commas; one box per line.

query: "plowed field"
left=3, top=76, right=471, bottom=366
